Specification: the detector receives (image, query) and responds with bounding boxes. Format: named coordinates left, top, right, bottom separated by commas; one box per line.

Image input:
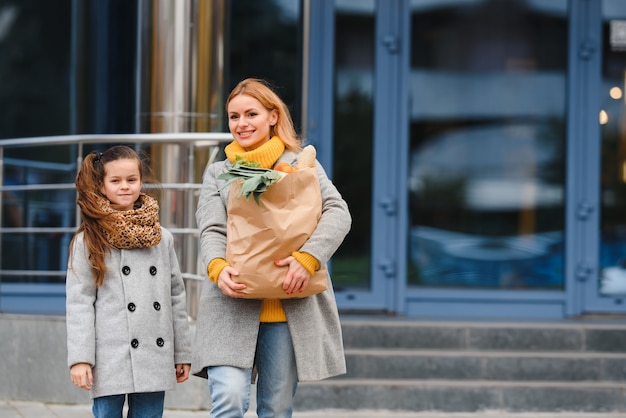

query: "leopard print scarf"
left=97, top=193, right=162, bottom=249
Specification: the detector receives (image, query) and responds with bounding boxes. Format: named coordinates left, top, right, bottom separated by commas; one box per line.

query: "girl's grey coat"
left=66, top=227, right=192, bottom=398
left=192, top=150, right=351, bottom=381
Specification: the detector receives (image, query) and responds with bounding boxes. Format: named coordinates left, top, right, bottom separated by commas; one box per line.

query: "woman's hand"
left=176, top=363, right=191, bottom=383
left=70, top=362, right=93, bottom=390
left=275, top=256, right=311, bottom=295
left=217, top=266, right=246, bottom=298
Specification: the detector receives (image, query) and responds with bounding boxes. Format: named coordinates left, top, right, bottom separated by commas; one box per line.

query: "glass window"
left=225, top=0, right=303, bottom=131
left=407, top=0, right=568, bottom=290
left=330, top=0, right=376, bottom=289
left=0, top=0, right=71, bottom=139
left=0, top=1, right=73, bottom=284
left=0, top=0, right=138, bottom=286
left=599, top=0, right=626, bottom=297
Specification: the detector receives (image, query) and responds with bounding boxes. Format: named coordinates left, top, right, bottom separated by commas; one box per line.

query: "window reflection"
left=599, top=1, right=626, bottom=296
left=331, top=0, right=376, bottom=289
left=408, top=0, right=568, bottom=289
left=225, top=0, right=302, bottom=130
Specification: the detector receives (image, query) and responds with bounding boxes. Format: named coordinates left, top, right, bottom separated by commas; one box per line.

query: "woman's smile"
left=227, top=94, right=277, bottom=151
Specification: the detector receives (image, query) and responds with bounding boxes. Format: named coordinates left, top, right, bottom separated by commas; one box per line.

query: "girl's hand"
left=275, top=256, right=310, bottom=295
left=70, top=362, right=93, bottom=390
left=217, top=266, right=246, bottom=298
left=176, top=363, right=191, bottom=383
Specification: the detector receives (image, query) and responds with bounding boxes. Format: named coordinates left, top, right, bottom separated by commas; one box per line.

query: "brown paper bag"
left=225, top=167, right=328, bottom=299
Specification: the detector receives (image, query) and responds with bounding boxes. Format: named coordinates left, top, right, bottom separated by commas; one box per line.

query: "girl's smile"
left=101, top=158, right=142, bottom=210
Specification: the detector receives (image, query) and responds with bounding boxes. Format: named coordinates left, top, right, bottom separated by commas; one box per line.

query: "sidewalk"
left=0, top=400, right=430, bottom=418
left=1, top=401, right=626, bottom=418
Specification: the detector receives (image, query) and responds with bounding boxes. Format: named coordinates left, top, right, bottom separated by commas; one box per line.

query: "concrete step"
left=342, top=348, right=626, bottom=381
left=329, top=318, right=626, bottom=414
left=294, top=414, right=626, bottom=418
left=294, top=379, right=626, bottom=413
left=341, top=318, right=626, bottom=353
left=3, top=314, right=626, bottom=414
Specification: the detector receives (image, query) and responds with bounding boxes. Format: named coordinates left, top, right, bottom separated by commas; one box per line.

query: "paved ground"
left=1, top=401, right=626, bottom=418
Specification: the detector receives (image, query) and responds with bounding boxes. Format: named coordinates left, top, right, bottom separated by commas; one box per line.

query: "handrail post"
left=185, top=143, right=199, bottom=319
left=75, top=142, right=83, bottom=229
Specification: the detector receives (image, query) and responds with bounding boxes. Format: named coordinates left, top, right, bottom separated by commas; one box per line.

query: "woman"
left=192, top=78, right=351, bottom=418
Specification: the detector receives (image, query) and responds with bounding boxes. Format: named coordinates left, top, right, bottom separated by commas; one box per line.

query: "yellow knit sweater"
left=208, top=137, right=320, bottom=322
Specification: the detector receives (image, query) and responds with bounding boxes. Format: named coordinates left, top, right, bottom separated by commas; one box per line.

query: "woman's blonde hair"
left=68, top=145, right=156, bottom=286
left=226, top=78, right=302, bottom=152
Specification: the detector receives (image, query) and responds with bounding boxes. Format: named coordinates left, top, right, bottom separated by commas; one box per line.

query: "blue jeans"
left=92, top=391, right=165, bottom=418
left=207, top=322, right=298, bottom=418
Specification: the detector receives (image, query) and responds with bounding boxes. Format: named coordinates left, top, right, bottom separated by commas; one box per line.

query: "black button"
left=156, top=338, right=164, bottom=347
left=122, top=266, right=131, bottom=275
left=131, top=339, right=139, bottom=348
left=127, top=303, right=136, bottom=312
left=149, top=266, right=157, bottom=275
left=153, top=302, right=161, bottom=311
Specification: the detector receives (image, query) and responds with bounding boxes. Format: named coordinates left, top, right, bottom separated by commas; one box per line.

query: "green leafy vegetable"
left=218, top=157, right=285, bottom=203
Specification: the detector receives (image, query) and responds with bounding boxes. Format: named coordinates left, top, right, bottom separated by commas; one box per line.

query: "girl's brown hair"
left=226, top=78, right=302, bottom=151
left=68, top=145, right=155, bottom=286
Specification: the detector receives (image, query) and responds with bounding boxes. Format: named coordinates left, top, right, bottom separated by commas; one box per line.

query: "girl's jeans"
left=92, top=391, right=165, bottom=418
left=207, top=322, right=298, bottom=418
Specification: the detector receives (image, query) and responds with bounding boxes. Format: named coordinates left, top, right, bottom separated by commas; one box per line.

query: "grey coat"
left=66, top=227, right=192, bottom=398
left=192, top=150, right=351, bottom=382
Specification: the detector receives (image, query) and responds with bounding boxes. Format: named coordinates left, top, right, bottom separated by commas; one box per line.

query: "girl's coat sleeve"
left=167, top=231, right=193, bottom=364
left=65, top=233, right=97, bottom=368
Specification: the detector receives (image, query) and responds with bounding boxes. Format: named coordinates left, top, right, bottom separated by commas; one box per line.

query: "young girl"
left=66, top=145, right=192, bottom=418
left=192, top=78, right=352, bottom=417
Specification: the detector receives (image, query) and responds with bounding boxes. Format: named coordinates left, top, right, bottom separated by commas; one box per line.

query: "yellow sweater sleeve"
left=207, top=258, right=230, bottom=283
left=291, top=251, right=320, bottom=275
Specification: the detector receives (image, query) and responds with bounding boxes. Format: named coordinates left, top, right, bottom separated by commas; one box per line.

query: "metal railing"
left=0, top=133, right=232, bottom=318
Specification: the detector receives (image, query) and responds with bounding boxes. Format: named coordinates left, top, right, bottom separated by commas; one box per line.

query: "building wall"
left=0, top=314, right=211, bottom=408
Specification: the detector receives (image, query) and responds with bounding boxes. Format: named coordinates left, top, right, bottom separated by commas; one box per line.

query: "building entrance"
left=311, top=0, right=626, bottom=318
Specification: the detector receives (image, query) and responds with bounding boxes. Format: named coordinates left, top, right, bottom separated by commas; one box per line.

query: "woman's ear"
left=270, top=109, right=278, bottom=126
